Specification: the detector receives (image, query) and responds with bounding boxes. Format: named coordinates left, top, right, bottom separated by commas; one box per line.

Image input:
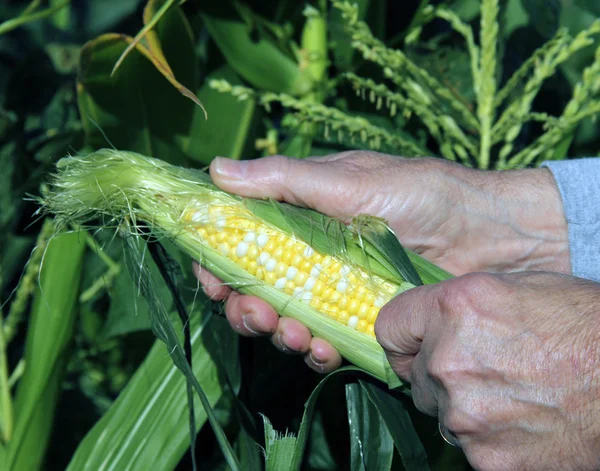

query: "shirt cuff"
left=541, top=159, right=600, bottom=283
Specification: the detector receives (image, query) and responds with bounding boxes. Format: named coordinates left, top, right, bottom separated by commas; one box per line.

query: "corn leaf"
left=345, top=382, right=394, bottom=471
left=121, top=233, right=241, bottom=470
left=263, top=415, right=298, bottom=471
left=77, top=1, right=200, bottom=163
left=110, top=0, right=205, bottom=118
left=0, top=0, right=71, bottom=36
left=359, top=381, right=430, bottom=471
left=202, top=13, right=314, bottom=96
left=6, top=226, right=86, bottom=470
left=67, top=307, right=239, bottom=471
left=187, top=66, right=261, bottom=166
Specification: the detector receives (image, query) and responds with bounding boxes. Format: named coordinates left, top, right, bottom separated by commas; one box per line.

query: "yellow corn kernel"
left=358, top=302, right=370, bottom=319
left=265, top=272, right=277, bottom=285
left=367, top=307, right=378, bottom=324
left=338, top=311, right=349, bottom=324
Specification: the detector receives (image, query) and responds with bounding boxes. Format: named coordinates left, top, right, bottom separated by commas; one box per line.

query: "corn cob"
left=41, top=149, right=451, bottom=385
left=183, top=201, right=403, bottom=337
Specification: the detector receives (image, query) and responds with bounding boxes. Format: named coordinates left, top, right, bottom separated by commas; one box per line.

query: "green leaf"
left=360, top=381, right=430, bottom=471
left=290, top=367, right=364, bottom=470
left=82, top=0, right=143, bottom=35
left=77, top=1, right=200, bottom=163
left=121, top=233, right=241, bottom=470
left=0, top=0, right=71, bottom=37
left=522, top=0, right=561, bottom=38
left=575, top=0, right=600, bottom=16
left=67, top=309, right=238, bottom=471
left=187, top=66, right=261, bottom=166
left=202, top=13, right=314, bottom=96
left=263, top=414, right=299, bottom=471
left=345, top=382, right=393, bottom=471
left=101, top=267, right=154, bottom=339
left=7, top=228, right=86, bottom=470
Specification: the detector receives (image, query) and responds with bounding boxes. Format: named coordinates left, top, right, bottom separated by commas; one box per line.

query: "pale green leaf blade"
left=360, top=381, right=430, bottom=471
left=263, top=415, right=298, bottom=471
left=345, top=382, right=393, bottom=471
left=7, top=226, right=86, bottom=470
left=67, top=310, right=237, bottom=471
left=202, top=14, right=313, bottom=96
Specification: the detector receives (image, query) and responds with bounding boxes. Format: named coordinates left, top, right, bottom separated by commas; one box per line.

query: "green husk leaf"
left=351, top=215, right=423, bottom=287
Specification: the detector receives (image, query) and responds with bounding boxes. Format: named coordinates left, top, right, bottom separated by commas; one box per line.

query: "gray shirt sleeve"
left=541, top=158, right=600, bottom=283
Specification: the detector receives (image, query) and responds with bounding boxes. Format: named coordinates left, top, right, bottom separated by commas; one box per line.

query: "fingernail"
left=309, top=351, right=327, bottom=366
left=276, top=333, right=291, bottom=353
left=241, top=314, right=260, bottom=335
left=213, top=157, right=248, bottom=180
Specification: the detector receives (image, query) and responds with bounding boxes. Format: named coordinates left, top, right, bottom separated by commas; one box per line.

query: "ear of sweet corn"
left=42, top=149, right=452, bottom=385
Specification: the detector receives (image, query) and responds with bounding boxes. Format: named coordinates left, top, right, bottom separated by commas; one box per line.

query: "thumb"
left=210, top=155, right=359, bottom=218
left=375, top=284, right=437, bottom=380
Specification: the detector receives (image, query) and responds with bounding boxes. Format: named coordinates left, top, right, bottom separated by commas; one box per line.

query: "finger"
left=304, top=337, right=342, bottom=374
left=224, top=292, right=279, bottom=337
left=271, top=317, right=312, bottom=354
left=409, top=351, right=439, bottom=416
left=210, top=155, right=359, bottom=217
left=192, top=261, right=232, bottom=300
left=374, top=283, right=442, bottom=380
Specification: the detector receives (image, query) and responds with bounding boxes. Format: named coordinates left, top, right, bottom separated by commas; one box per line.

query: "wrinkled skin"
left=193, top=151, right=600, bottom=469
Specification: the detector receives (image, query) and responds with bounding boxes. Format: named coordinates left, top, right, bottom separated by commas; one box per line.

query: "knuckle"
left=437, top=272, right=499, bottom=316
left=426, top=347, right=480, bottom=393
left=336, top=150, right=398, bottom=176
left=443, top=405, right=490, bottom=437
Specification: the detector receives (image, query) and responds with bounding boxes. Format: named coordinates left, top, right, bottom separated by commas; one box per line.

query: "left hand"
left=375, top=271, right=600, bottom=471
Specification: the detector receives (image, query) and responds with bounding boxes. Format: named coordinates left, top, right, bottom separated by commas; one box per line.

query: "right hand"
left=194, top=151, right=569, bottom=371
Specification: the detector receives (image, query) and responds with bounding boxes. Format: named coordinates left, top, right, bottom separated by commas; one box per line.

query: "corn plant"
left=211, top=0, right=600, bottom=169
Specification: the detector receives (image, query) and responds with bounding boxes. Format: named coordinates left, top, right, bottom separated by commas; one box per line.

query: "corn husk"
left=41, top=149, right=452, bottom=385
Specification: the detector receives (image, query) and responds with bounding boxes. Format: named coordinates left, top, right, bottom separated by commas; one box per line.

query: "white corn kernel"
left=257, top=233, right=269, bottom=248
left=258, top=252, right=271, bottom=266
left=265, top=259, right=277, bottom=272
left=191, top=211, right=209, bottom=223
left=236, top=242, right=249, bottom=258
left=215, top=217, right=227, bottom=231
left=275, top=278, right=287, bottom=290
left=336, top=279, right=348, bottom=293
left=310, top=264, right=323, bottom=278
left=348, top=316, right=359, bottom=329
left=243, top=232, right=257, bottom=243
left=304, top=277, right=316, bottom=291
left=286, top=266, right=298, bottom=281
left=303, top=246, right=315, bottom=258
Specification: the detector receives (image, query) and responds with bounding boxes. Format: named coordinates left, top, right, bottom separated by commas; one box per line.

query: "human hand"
left=194, top=151, right=569, bottom=372
left=376, top=271, right=600, bottom=470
